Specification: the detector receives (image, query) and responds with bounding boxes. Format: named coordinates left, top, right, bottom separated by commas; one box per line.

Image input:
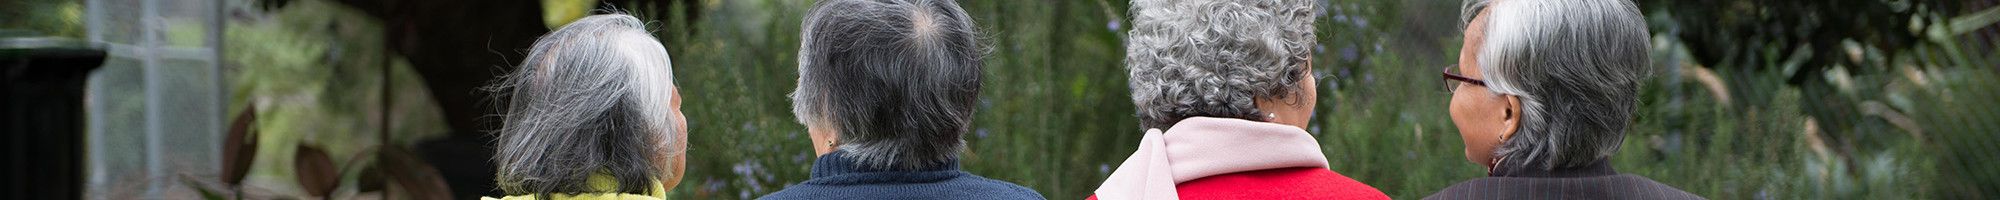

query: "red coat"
left=1090, top=167, right=1389, bottom=200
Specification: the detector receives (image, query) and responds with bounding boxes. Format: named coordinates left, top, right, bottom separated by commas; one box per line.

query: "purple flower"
left=703, top=178, right=725, bottom=193
left=1339, top=46, right=1359, bottom=61
left=732, top=162, right=754, bottom=175
left=1107, top=20, right=1123, bottom=32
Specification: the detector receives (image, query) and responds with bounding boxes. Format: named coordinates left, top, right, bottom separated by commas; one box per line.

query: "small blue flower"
left=732, top=162, right=754, bottom=175
left=1339, top=46, right=1359, bottom=61
left=703, top=178, right=725, bottom=193
left=1107, top=20, right=1123, bottom=32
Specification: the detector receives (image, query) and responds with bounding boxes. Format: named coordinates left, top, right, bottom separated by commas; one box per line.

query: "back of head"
left=490, top=14, right=679, bottom=197
left=1124, top=0, right=1318, bottom=129
left=1462, top=0, right=1651, bottom=171
left=791, top=0, right=985, bottom=170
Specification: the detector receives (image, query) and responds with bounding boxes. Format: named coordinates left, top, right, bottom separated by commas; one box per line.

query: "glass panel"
left=83, top=0, right=223, bottom=198
left=83, top=56, right=147, bottom=198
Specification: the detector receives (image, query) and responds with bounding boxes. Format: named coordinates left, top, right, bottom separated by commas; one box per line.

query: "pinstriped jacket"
left=1425, top=160, right=1703, bottom=200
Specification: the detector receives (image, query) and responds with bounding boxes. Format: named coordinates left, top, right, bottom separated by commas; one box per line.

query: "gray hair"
left=1125, top=0, right=1317, bottom=129
left=792, top=0, right=985, bottom=170
left=488, top=14, right=680, bottom=197
left=1461, top=0, right=1651, bottom=172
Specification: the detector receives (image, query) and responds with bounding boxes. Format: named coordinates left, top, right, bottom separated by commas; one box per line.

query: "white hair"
left=1463, top=0, right=1652, bottom=172
left=489, top=14, right=680, bottom=198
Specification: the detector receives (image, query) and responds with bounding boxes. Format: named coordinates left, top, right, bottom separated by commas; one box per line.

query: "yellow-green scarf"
left=482, top=172, right=669, bottom=200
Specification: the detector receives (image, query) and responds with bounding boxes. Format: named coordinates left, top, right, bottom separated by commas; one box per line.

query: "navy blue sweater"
left=759, top=151, right=1045, bottom=200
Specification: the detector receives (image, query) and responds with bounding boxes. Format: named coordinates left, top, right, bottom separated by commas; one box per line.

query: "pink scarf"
left=1092, top=117, right=1331, bottom=200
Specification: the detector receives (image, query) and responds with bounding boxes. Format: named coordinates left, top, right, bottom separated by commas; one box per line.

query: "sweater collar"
left=808, top=150, right=965, bottom=182
left=1489, top=158, right=1617, bottom=178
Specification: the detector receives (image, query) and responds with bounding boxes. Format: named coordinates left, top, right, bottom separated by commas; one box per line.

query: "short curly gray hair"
left=1125, top=0, right=1317, bottom=129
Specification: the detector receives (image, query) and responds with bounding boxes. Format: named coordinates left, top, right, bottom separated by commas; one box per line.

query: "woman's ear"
left=1498, top=94, right=1523, bottom=141
left=807, top=117, right=842, bottom=156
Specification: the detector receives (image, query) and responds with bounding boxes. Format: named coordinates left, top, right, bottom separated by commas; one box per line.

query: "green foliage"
left=21, top=0, right=1974, bottom=198
left=637, top=0, right=1998, bottom=199
left=0, top=0, right=86, bottom=38
left=219, top=0, right=449, bottom=196
left=629, top=0, right=1140, bottom=198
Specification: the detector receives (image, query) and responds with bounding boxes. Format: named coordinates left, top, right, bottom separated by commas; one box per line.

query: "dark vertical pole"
left=1, top=38, right=106, bottom=200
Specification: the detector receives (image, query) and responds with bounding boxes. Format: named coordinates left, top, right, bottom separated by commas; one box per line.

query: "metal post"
left=140, top=0, right=165, bottom=197
left=82, top=0, right=106, bottom=190
left=212, top=0, right=229, bottom=181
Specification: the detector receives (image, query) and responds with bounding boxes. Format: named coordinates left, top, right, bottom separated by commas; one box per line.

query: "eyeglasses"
left=1441, top=64, right=1486, bottom=93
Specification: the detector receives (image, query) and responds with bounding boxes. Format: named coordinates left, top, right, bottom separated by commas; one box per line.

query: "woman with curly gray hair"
left=1090, top=0, right=1387, bottom=199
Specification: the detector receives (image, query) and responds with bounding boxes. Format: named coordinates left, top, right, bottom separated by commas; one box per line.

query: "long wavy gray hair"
left=488, top=13, right=680, bottom=198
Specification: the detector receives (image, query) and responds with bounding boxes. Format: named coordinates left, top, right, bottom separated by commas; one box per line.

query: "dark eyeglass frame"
left=1441, top=64, right=1486, bottom=92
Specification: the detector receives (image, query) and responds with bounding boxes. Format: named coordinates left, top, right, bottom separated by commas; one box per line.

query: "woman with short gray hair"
left=1428, top=0, right=1698, bottom=199
left=1090, top=0, right=1387, bottom=199
left=485, top=14, right=687, bottom=200
left=760, top=0, right=1042, bottom=199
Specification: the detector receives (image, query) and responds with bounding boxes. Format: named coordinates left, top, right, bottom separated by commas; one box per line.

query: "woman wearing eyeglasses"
left=1428, top=0, right=1699, bottom=199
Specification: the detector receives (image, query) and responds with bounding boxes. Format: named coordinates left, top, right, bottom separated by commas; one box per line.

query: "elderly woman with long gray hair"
left=1427, top=0, right=1700, bottom=199
left=758, top=0, right=1044, bottom=199
left=484, top=14, right=688, bottom=200
left=1089, top=0, right=1389, bottom=199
